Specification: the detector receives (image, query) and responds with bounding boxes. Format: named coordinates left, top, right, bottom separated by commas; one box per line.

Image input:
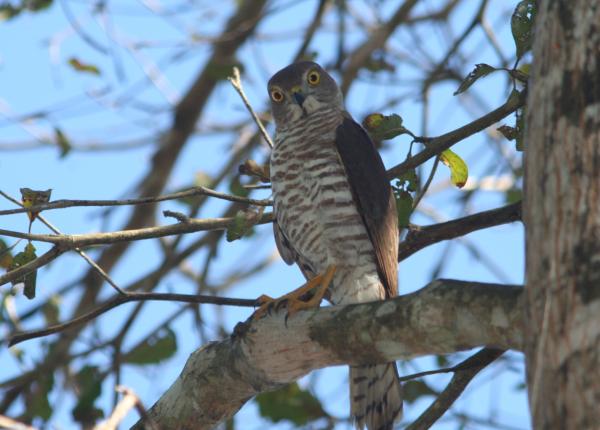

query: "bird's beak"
left=291, top=86, right=305, bottom=106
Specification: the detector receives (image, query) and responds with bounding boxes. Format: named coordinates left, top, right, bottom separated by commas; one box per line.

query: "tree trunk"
left=524, top=1, right=600, bottom=429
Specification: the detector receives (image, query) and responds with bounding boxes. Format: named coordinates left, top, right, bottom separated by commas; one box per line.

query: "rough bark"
left=524, top=2, right=600, bottom=429
left=133, top=280, right=523, bottom=429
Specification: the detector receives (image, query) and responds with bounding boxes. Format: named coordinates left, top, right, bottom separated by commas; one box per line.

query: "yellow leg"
left=253, top=265, right=337, bottom=320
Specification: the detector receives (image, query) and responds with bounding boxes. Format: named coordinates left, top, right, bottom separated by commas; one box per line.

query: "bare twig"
left=0, top=414, right=38, bottom=430
left=406, top=348, right=505, bottom=430
left=228, top=67, right=274, bottom=148
left=0, top=186, right=272, bottom=216
left=0, top=212, right=274, bottom=250
left=94, top=386, right=158, bottom=430
left=8, top=292, right=257, bottom=346
left=412, top=155, right=441, bottom=210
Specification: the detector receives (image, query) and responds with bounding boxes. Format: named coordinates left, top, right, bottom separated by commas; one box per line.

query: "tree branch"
left=406, top=348, right=505, bottom=430
left=386, top=90, right=526, bottom=180
left=399, top=202, right=522, bottom=261
left=133, top=280, right=523, bottom=429
left=0, top=187, right=271, bottom=216
left=7, top=292, right=256, bottom=346
left=0, top=212, right=274, bottom=253
left=340, top=0, right=419, bottom=94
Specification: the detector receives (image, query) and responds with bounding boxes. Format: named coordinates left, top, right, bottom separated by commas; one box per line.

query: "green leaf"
left=54, top=127, right=72, bottom=158
left=256, top=382, right=328, bottom=426
left=25, top=372, right=54, bottom=420
left=226, top=211, right=247, bottom=242
left=174, top=172, right=213, bottom=206
left=362, top=113, right=408, bottom=141
left=514, top=381, right=527, bottom=391
left=226, top=207, right=263, bottom=242
left=42, top=295, right=61, bottom=325
left=454, top=64, right=497, bottom=95
left=229, top=176, right=250, bottom=198
left=0, top=238, right=13, bottom=269
left=28, top=0, right=53, bottom=11
left=123, top=327, right=177, bottom=365
left=511, top=0, right=536, bottom=59
left=396, top=169, right=418, bottom=193
left=72, top=366, right=104, bottom=424
left=435, top=354, right=450, bottom=367
left=0, top=4, right=21, bottom=20
left=9, top=242, right=38, bottom=299
left=394, top=189, right=413, bottom=228
left=505, top=188, right=522, bottom=204
left=68, top=57, right=101, bottom=75
left=440, top=149, right=469, bottom=188
left=403, top=380, right=437, bottom=404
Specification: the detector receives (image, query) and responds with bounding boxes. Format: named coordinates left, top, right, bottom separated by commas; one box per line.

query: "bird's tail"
left=350, top=363, right=403, bottom=430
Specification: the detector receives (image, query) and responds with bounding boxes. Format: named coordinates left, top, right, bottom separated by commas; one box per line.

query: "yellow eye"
left=307, top=70, right=320, bottom=86
left=270, top=89, right=284, bottom=103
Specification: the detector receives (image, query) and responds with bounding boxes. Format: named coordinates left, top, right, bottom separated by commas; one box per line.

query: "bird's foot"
left=252, top=265, right=336, bottom=320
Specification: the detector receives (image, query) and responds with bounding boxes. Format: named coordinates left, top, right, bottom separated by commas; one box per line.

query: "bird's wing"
left=273, top=217, right=296, bottom=265
left=334, top=115, right=399, bottom=298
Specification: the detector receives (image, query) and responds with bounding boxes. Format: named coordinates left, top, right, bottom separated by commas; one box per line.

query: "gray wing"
left=334, top=115, right=399, bottom=298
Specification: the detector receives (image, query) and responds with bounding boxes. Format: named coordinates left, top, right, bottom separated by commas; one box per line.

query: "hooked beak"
left=291, top=87, right=305, bottom=106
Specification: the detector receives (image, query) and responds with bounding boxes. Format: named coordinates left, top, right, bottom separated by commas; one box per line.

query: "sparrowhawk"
left=263, top=61, right=402, bottom=430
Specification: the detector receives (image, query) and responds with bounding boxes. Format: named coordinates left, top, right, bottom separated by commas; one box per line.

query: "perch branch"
left=133, top=280, right=523, bottom=429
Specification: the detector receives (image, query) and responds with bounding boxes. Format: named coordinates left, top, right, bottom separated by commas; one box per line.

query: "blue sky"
left=0, top=1, right=528, bottom=429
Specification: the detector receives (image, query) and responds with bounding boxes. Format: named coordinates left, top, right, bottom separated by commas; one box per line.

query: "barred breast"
left=270, top=108, right=385, bottom=305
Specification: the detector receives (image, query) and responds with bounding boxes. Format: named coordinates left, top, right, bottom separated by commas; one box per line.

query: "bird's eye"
left=270, top=89, right=284, bottom=103
left=307, top=70, right=320, bottom=86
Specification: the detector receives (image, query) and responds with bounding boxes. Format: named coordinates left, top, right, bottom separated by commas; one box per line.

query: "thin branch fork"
left=386, top=89, right=526, bottom=180
left=133, top=279, right=523, bottom=429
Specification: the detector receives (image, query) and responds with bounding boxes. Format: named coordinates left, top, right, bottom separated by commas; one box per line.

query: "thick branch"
left=134, top=280, right=523, bottom=429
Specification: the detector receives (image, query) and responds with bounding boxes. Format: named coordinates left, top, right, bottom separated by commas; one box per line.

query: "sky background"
left=1, top=1, right=528, bottom=428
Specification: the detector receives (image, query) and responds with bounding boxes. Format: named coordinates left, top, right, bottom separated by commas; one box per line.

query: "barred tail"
left=350, top=363, right=403, bottom=430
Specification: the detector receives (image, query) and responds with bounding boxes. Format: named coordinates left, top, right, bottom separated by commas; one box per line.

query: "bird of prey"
left=260, top=61, right=402, bottom=430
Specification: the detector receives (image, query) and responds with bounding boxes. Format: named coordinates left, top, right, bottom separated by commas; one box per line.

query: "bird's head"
left=267, top=61, right=343, bottom=128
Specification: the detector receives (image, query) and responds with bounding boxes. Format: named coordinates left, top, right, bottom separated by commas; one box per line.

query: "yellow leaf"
left=440, top=150, right=469, bottom=188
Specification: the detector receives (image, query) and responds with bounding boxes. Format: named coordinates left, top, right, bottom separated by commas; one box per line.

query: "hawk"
left=262, top=61, right=402, bottom=430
